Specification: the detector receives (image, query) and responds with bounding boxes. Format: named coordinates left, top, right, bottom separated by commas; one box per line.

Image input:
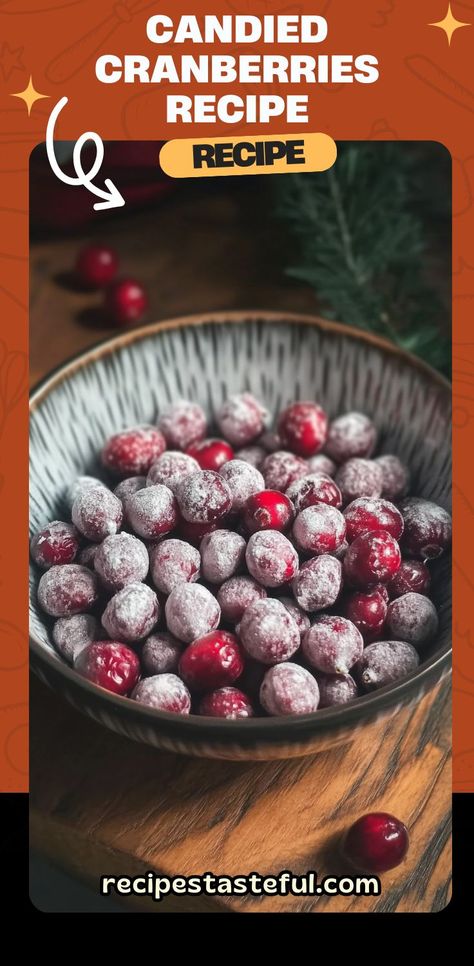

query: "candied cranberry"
left=344, top=498, right=404, bottom=543
left=186, top=437, right=234, bottom=471
left=260, top=663, right=319, bottom=716
left=387, top=559, right=431, bottom=599
left=386, top=592, right=438, bottom=648
left=114, top=476, right=146, bottom=505
left=142, top=631, right=183, bottom=675
left=302, top=616, right=363, bottom=675
left=278, top=401, right=328, bottom=457
left=177, top=519, right=218, bottom=546
left=102, top=583, right=160, bottom=642
left=344, top=530, right=401, bottom=588
left=95, top=532, right=149, bottom=591
left=239, top=598, right=300, bottom=665
left=307, top=453, right=337, bottom=477
left=336, top=458, right=384, bottom=504
left=217, top=575, right=267, bottom=624
left=66, top=476, right=105, bottom=510
left=219, top=459, right=265, bottom=512
left=317, top=672, right=358, bottom=708
left=158, top=399, right=207, bottom=451
left=375, top=454, right=409, bottom=501
left=345, top=587, right=388, bottom=641
left=76, top=244, right=118, bottom=288
left=149, top=538, right=200, bottom=594
left=235, top=445, right=266, bottom=469
left=38, top=564, right=99, bottom=617
left=278, top=597, right=311, bottom=636
left=72, top=486, right=123, bottom=542
left=75, top=641, right=140, bottom=696
left=242, top=489, right=294, bottom=534
left=292, top=504, right=346, bottom=555
left=101, top=425, right=166, bottom=478
left=31, top=520, right=80, bottom=569
left=245, top=530, right=298, bottom=588
left=286, top=473, right=342, bottom=512
left=356, top=640, right=419, bottom=691
left=176, top=470, right=232, bottom=524
left=165, top=583, right=220, bottom=643
left=78, top=544, right=99, bottom=568
left=179, top=630, right=244, bottom=690
left=127, top=484, right=178, bottom=539
left=146, top=452, right=199, bottom=492
left=52, top=614, right=99, bottom=664
left=105, top=277, right=148, bottom=326
left=343, top=813, right=409, bottom=873
left=260, top=430, right=282, bottom=452
left=199, top=687, right=254, bottom=719
left=400, top=498, right=452, bottom=560
left=132, top=674, right=191, bottom=714
left=262, top=451, right=307, bottom=491
left=200, top=529, right=246, bottom=584
left=216, top=392, right=268, bottom=447
left=292, top=555, right=342, bottom=612
left=325, top=412, right=377, bottom=463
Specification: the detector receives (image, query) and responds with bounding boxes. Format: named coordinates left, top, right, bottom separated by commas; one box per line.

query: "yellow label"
left=159, top=133, right=337, bottom=178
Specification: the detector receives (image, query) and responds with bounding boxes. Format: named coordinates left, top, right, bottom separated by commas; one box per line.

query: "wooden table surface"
left=29, top=181, right=452, bottom=913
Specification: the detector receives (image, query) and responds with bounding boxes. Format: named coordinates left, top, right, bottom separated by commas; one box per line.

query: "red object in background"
left=76, top=244, right=118, bottom=288
left=105, top=278, right=149, bottom=327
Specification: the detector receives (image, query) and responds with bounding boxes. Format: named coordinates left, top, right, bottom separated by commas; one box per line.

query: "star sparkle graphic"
left=429, top=2, right=471, bottom=46
left=0, top=42, right=24, bottom=82
left=10, top=75, right=49, bottom=116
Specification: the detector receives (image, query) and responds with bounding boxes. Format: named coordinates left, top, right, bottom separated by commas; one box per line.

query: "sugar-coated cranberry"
left=65, top=476, right=106, bottom=510
left=325, top=412, right=377, bottom=463
left=75, top=641, right=140, bottom=696
left=277, top=597, right=311, bottom=637
left=179, top=630, right=244, bottom=690
left=302, top=616, right=363, bottom=675
left=31, top=520, right=80, bottom=569
left=216, top=392, right=268, bottom=447
left=356, top=640, right=419, bottom=692
left=344, top=530, right=401, bottom=588
left=76, top=244, right=118, bottom=289
left=52, top=613, right=99, bottom=664
left=165, top=583, right=220, bottom=643
left=105, top=277, right=148, bottom=326
left=149, top=538, right=200, bottom=594
left=71, top=486, right=123, bottom=542
left=260, top=663, right=319, bottom=716
left=262, top=451, right=308, bottom=491
left=344, top=587, right=388, bottom=641
left=261, top=430, right=282, bottom=452
left=343, top=813, right=409, bottom=873
left=114, top=476, right=146, bottom=506
left=186, top=437, right=234, bottom=471
left=239, top=598, right=300, bottom=665
left=278, top=401, right=328, bottom=457
left=306, top=453, right=337, bottom=477
left=200, top=529, right=246, bottom=584
left=146, top=451, right=199, bottom=493
left=101, top=425, right=166, bottom=478
left=344, top=498, right=404, bottom=543
left=142, top=631, right=183, bottom=675
left=235, top=445, right=266, bottom=469
left=292, top=555, right=342, bottom=612
left=336, top=459, right=384, bottom=504
left=387, top=559, right=431, bottom=599
left=127, top=484, right=178, bottom=539
left=158, top=399, right=207, bottom=451
left=38, top=564, right=99, bottom=617
left=102, top=583, right=160, bottom=642
left=292, top=504, right=346, bottom=555
left=317, top=672, right=358, bottom=708
left=176, top=470, right=232, bottom=524
left=217, top=575, right=267, bottom=624
left=242, top=489, right=294, bottom=534
left=246, top=530, right=299, bottom=588
left=219, top=459, right=265, bottom=512
left=95, top=532, right=149, bottom=591
left=286, top=473, right=342, bottom=512
left=199, top=687, right=254, bottom=719
left=375, top=454, right=409, bottom=501
left=77, top=544, right=99, bottom=568
left=132, top=674, right=191, bottom=714
left=177, top=519, right=218, bottom=546
left=386, top=592, right=438, bottom=648
left=400, top=498, right=452, bottom=560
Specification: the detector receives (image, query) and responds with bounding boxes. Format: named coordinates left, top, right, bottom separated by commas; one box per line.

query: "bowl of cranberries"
left=29, top=311, right=451, bottom=759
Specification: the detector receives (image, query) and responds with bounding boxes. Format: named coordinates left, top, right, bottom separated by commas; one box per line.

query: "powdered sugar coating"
left=400, top=498, right=452, bottom=559
left=262, top=450, right=308, bottom=491
left=199, top=687, right=254, bottom=719
left=218, top=459, right=265, bottom=512
left=146, top=451, right=200, bottom=492
left=77, top=544, right=99, bottom=568
left=292, top=555, right=342, bottom=612
left=30, top=520, right=80, bottom=569
left=102, top=582, right=159, bottom=642
left=176, top=470, right=232, bottom=524
left=286, top=473, right=342, bottom=512
left=239, top=598, right=300, bottom=664
left=278, top=401, right=328, bottom=457
left=277, top=596, right=311, bottom=636
left=375, top=454, right=410, bottom=501
left=71, top=486, right=123, bottom=542
left=149, top=538, right=200, bottom=594
left=235, top=445, right=266, bottom=469
left=38, top=564, right=99, bottom=617
left=246, top=530, right=299, bottom=588
left=335, top=459, right=384, bottom=504
left=217, top=575, right=267, bottom=623
left=302, top=615, right=364, bottom=674
left=127, top=484, right=178, bottom=539
left=158, top=399, right=207, bottom=451
left=386, top=592, right=438, bottom=648
left=65, top=476, right=105, bottom=510
left=317, top=672, right=358, bottom=708
left=292, top=504, right=346, bottom=555
left=165, top=583, right=220, bottom=643
left=114, top=475, right=146, bottom=505
left=200, top=529, right=246, bottom=584
left=325, top=412, right=377, bottom=463
left=260, top=663, right=319, bottom=716
left=52, top=613, right=99, bottom=664
left=132, top=674, right=191, bottom=714
left=343, top=498, right=404, bottom=543
left=101, top=424, right=166, bottom=477
left=306, top=454, right=337, bottom=477
left=95, top=532, right=149, bottom=590
left=357, top=640, right=419, bottom=691
left=142, top=631, right=183, bottom=675
left=216, top=392, right=268, bottom=447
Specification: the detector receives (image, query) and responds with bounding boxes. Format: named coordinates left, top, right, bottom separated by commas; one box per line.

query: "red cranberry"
left=344, top=498, right=404, bottom=543
left=292, top=504, right=346, bottom=555
left=219, top=459, right=265, bottom=512
left=101, top=425, right=166, bottom=478
left=260, top=663, right=320, bottom=716
left=325, top=412, right=377, bottom=463
left=345, top=587, right=388, bottom=641
left=286, top=473, right=342, bottom=512
left=52, top=613, right=99, bottom=664
left=66, top=476, right=105, bottom=510
left=179, top=630, right=244, bottom=690
left=400, top=498, right=452, bottom=560
left=186, top=437, right=234, bottom=471
left=142, top=631, right=183, bottom=675
left=165, top=583, right=220, bottom=643
left=356, top=640, right=419, bottom=691
left=177, top=519, right=218, bottom=546
left=245, top=530, right=298, bottom=588
left=76, top=244, right=118, bottom=289
left=278, top=401, right=328, bottom=457
left=387, top=559, right=431, bottom=599
left=242, top=489, right=294, bottom=534
left=158, top=399, right=207, bottom=450
left=375, top=454, right=409, bottom=501
left=102, top=583, right=160, bottom=642
left=38, top=564, right=99, bottom=617
left=199, top=687, right=254, bottom=719
left=235, top=445, right=266, bottom=468
left=132, top=674, right=191, bottom=714
left=239, top=598, right=300, bottom=665
left=95, top=532, right=149, bottom=591
left=292, top=555, right=342, bottom=612
left=278, top=597, right=311, bottom=636
left=216, top=392, right=268, bottom=447
left=302, top=616, right=363, bottom=675
left=149, top=538, right=200, bottom=594
left=307, top=453, right=337, bottom=477
left=146, top=451, right=199, bottom=492
left=386, top=592, right=438, bottom=648
left=343, top=813, right=409, bottom=873
left=105, top=277, right=148, bottom=326
left=75, top=641, right=140, bottom=696
left=344, top=530, right=401, bottom=588
left=216, top=575, right=267, bottom=624
left=336, top=459, right=384, bottom=504
left=317, top=672, right=358, bottom=708
left=31, top=520, right=80, bottom=569
left=200, top=529, right=246, bottom=584
left=262, top=451, right=308, bottom=491
left=127, top=484, right=178, bottom=539
left=176, top=470, right=232, bottom=524
left=72, top=486, right=123, bottom=542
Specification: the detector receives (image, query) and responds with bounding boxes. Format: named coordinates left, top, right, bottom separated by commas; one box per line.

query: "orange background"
left=0, top=0, right=471, bottom=792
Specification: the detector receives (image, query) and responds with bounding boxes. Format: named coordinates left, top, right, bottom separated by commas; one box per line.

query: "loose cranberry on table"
left=262, top=450, right=308, bottom=491
left=399, top=497, right=452, bottom=560
left=374, top=454, right=409, bottom=501
left=345, top=586, right=388, bottom=642
left=52, top=613, right=99, bottom=664
left=245, top=529, right=299, bottom=588
left=200, top=529, right=246, bottom=584
left=278, top=401, right=328, bottom=457
left=343, top=530, right=401, bottom=589
left=239, top=598, right=300, bottom=665
left=325, top=412, right=377, bottom=463
left=132, top=674, right=191, bottom=714
left=306, top=453, right=337, bottom=477
left=75, top=641, right=140, bottom=696
left=242, top=489, right=294, bottom=535
left=316, top=672, right=358, bottom=708
left=31, top=520, right=80, bottom=569
left=386, top=592, right=439, bottom=648
left=286, top=473, right=342, bottom=512
left=342, top=813, right=409, bottom=873
left=71, top=486, right=123, bottom=542
left=95, top=532, right=149, bottom=591
left=38, top=564, right=99, bottom=617
left=105, top=277, right=148, bottom=327
left=101, top=425, right=166, bottom=478
left=343, top=498, right=404, bottom=543
left=292, top=555, right=342, bottom=613
left=356, top=640, right=419, bottom=692
left=216, top=575, right=267, bottom=624
left=335, top=458, right=384, bottom=504
left=302, top=616, right=364, bottom=675
left=142, top=631, right=183, bottom=675
left=179, top=630, right=244, bottom=690
left=292, top=504, right=346, bottom=556
left=176, top=470, right=232, bottom=524
left=146, top=451, right=199, bottom=492
left=186, top=437, right=234, bottom=472
left=165, top=583, right=221, bottom=643
left=218, top=459, right=265, bottom=512
left=76, top=244, right=118, bottom=289
left=149, top=538, right=200, bottom=594
left=127, top=484, right=178, bottom=539
left=158, top=399, right=207, bottom=451
left=216, top=392, right=268, bottom=447
left=199, top=687, right=255, bottom=719
left=102, top=582, right=160, bottom=642
left=387, top=559, right=431, bottom=599
left=260, top=663, right=320, bottom=716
